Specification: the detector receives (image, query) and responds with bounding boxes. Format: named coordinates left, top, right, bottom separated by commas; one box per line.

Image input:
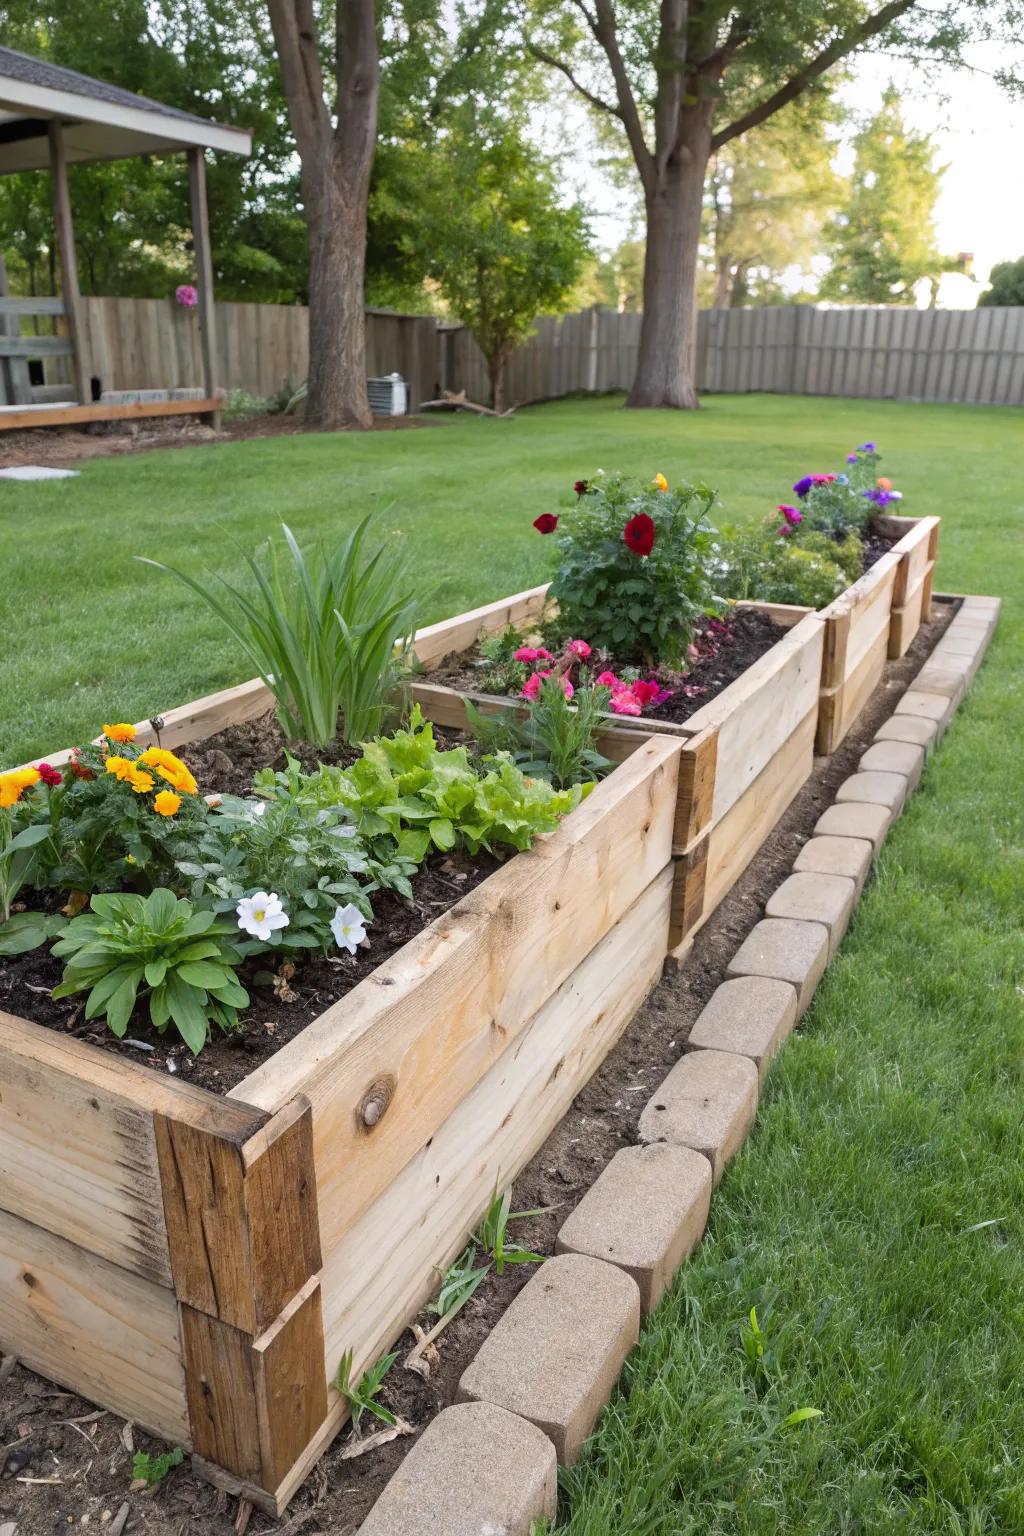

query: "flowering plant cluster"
left=175, top=283, right=198, bottom=308
left=537, top=471, right=722, bottom=668
left=783, top=441, right=903, bottom=544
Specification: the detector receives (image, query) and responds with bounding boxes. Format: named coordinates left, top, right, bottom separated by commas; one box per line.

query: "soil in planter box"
left=0, top=600, right=957, bottom=1536
left=1, top=710, right=501, bottom=1095
left=861, top=527, right=899, bottom=571
left=433, top=606, right=788, bottom=729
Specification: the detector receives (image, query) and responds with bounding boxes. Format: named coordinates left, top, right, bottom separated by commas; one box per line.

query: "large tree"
left=526, top=0, right=1024, bottom=408
left=820, top=86, right=945, bottom=304
left=978, top=256, right=1024, bottom=306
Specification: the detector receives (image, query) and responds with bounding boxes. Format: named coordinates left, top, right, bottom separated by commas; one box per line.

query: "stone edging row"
left=352, top=595, right=1001, bottom=1536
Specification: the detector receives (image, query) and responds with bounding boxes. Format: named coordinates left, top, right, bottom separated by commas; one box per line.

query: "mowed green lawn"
left=0, top=392, right=1018, bottom=764
left=3, top=394, right=1023, bottom=1531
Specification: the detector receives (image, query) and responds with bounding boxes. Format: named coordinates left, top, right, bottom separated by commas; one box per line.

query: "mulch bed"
left=0, top=598, right=956, bottom=1536
left=433, top=606, right=788, bottom=728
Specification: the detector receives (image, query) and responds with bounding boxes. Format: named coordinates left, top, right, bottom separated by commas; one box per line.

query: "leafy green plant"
left=476, top=623, right=533, bottom=695
left=473, top=1187, right=546, bottom=1276
left=713, top=524, right=856, bottom=608
left=0, top=767, right=64, bottom=953
left=326, top=705, right=588, bottom=863
left=139, top=516, right=418, bottom=748
left=546, top=472, right=722, bottom=667
left=740, top=1305, right=775, bottom=1392
left=466, top=673, right=614, bottom=788
left=51, top=889, right=248, bottom=1054
left=335, top=1349, right=399, bottom=1430
left=131, top=1446, right=184, bottom=1486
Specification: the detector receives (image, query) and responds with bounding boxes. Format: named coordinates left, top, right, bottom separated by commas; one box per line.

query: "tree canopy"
left=978, top=256, right=1024, bottom=306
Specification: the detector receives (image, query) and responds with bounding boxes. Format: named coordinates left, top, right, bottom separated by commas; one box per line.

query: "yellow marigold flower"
left=153, top=790, right=182, bottom=817
left=8, top=767, right=41, bottom=789
left=1, top=773, right=26, bottom=808
left=139, top=747, right=198, bottom=796
left=652, top=472, right=668, bottom=492
left=105, top=755, right=136, bottom=782
left=103, top=722, right=137, bottom=744
left=128, top=768, right=155, bottom=794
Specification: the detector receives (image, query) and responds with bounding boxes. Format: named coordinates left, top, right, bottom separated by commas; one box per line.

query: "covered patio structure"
left=0, top=46, right=251, bottom=431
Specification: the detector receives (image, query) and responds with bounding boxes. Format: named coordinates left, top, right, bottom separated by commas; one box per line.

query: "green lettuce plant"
left=52, top=889, right=248, bottom=1054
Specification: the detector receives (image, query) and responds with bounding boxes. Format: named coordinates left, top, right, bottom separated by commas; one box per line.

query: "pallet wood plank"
left=318, top=865, right=671, bottom=1405
left=0, top=1205, right=189, bottom=1443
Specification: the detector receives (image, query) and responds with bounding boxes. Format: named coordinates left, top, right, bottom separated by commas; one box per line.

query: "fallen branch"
left=418, top=389, right=516, bottom=418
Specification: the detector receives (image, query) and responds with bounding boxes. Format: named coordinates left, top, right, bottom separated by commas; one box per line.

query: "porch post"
left=47, top=120, right=90, bottom=406
left=187, top=145, right=221, bottom=427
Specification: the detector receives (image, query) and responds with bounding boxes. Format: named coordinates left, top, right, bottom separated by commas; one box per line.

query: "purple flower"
left=777, top=503, right=802, bottom=527
left=847, top=453, right=859, bottom=463
left=793, top=475, right=814, bottom=498
left=175, top=283, right=198, bottom=308
left=862, top=487, right=895, bottom=507
left=857, top=441, right=876, bottom=453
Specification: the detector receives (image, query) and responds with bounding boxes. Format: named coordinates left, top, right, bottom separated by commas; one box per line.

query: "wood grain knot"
left=358, top=1075, right=396, bottom=1131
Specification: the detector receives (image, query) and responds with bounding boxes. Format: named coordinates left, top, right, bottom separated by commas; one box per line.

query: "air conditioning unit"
left=367, top=373, right=408, bottom=416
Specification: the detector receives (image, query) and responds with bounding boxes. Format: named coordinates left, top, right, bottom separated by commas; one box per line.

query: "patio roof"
left=0, top=46, right=252, bottom=174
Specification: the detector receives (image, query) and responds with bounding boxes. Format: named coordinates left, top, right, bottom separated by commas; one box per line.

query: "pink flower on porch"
left=175, top=284, right=199, bottom=308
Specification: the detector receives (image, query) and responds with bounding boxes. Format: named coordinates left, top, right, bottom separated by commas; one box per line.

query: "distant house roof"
left=0, top=45, right=251, bottom=175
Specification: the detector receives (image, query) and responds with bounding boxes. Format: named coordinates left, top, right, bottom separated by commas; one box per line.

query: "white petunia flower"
left=330, top=902, right=368, bottom=954
left=236, top=891, right=289, bottom=942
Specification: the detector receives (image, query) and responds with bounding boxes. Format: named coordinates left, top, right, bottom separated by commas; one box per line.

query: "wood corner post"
left=186, top=145, right=221, bottom=429
left=155, top=1094, right=327, bottom=1509
left=47, top=120, right=90, bottom=407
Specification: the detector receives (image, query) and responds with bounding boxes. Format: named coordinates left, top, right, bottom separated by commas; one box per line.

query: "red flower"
left=36, top=763, right=62, bottom=786
left=533, top=513, right=559, bottom=535
left=69, top=750, right=94, bottom=782
left=623, top=513, right=655, bottom=557
left=573, top=479, right=588, bottom=496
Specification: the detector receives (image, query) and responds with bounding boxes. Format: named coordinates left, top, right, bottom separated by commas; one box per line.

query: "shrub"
left=542, top=472, right=721, bottom=667
left=713, top=524, right=854, bottom=609
left=140, top=516, right=418, bottom=748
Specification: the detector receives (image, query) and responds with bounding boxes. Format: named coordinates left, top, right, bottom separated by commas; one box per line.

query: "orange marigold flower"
left=652, top=472, right=668, bottom=492
left=8, top=767, right=41, bottom=790
left=103, top=722, right=137, bottom=744
left=139, top=747, right=198, bottom=796
left=0, top=772, right=31, bottom=808
left=876, top=477, right=892, bottom=491
left=153, top=790, right=182, bottom=817
left=105, top=755, right=136, bottom=782
left=129, top=768, right=155, bottom=794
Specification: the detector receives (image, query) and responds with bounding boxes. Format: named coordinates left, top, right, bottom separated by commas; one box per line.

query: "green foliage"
left=978, top=256, right=1024, bottom=307
left=713, top=525, right=851, bottom=609
left=0, top=784, right=58, bottom=936
left=131, top=1446, right=184, bottom=1486
left=335, top=1349, right=399, bottom=1430
left=821, top=87, right=947, bottom=305
left=139, top=517, right=418, bottom=748
left=51, top=890, right=248, bottom=1054
left=474, top=1187, right=547, bottom=1276
left=466, top=673, right=614, bottom=788
left=477, top=624, right=533, bottom=696
left=549, top=473, right=721, bottom=667
left=413, top=107, right=591, bottom=404
left=431, top=1242, right=492, bottom=1318
left=324, top=705, right=588, bottom=862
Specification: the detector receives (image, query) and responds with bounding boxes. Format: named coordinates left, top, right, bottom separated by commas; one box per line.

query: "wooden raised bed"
left=0, top=675, right=682, bottom=1514
left=815, top=514, right=941, bottom=754
left=406, top=586, right=824, bottom=961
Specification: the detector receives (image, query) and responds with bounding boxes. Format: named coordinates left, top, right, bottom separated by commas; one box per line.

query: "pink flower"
left=513, top=645, right=553, bottom=664
left=561, top=678, right=574, bottom=699
left=36, top=762, right=63, bottom=786
left=633, top=678, right=673, bottom=709
left=777, top=524, right=793, bottom=537
left=595, top=670, right=620, bottom=688
left=777, top=503, right=802, bottom=527
left=175, top=284, right=198, bottom=308
left=811, top=473, right=836, bottom=485
left=609, top=689, right=642, bottom=716
left=688, top=643, right=700, bottom=660
left=566, top=639, right=592, bottom=660
left=521, top=672, right=544, bottom=700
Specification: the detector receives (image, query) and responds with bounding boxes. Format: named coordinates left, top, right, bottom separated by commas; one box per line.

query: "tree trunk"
left=486, top=344, right=510, bottom=414
left=304, top=157, right=372, bottom=429
left=712, top=260, right=732, bottom=309
left=730, top=262, right=750, bottom=307
left=627, top=113, right=712, bottom=410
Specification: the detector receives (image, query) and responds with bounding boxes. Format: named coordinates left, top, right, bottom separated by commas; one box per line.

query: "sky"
left=553, top=42, right=1024, bottom=309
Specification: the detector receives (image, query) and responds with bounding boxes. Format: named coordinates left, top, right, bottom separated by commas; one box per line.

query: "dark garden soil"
left=0, top=598, right=957, bottom=1536
left=0, top=713, right=499, bottom=1095
left=861, top=528, right=899, bottom=571
left=434, top=606, right=788, bottom=728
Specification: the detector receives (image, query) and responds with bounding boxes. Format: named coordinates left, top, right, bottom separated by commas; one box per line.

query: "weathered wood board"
left=817, top=553, right=900, bottom=754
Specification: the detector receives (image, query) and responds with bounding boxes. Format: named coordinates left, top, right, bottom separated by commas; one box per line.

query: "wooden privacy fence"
left=446, top=304, right=1024, bottom=408
left=78, top=298, right=440, bottom=408
left=66, top=297, right=1024, bottom=411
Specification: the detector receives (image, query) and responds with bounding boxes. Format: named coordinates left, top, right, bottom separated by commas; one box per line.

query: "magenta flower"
left=609, top=689, right=642, bottom=716
left=595, top=670, right=620, bottom=688
left=777, top=504, right=802, bottom=527
left=175, top=284, right=198, bottom=308
left=566, top=639, right=592, bottom=660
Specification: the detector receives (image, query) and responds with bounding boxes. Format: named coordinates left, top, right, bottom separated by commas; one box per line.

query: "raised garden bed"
left=0, top=675, right=682, bottom=1515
